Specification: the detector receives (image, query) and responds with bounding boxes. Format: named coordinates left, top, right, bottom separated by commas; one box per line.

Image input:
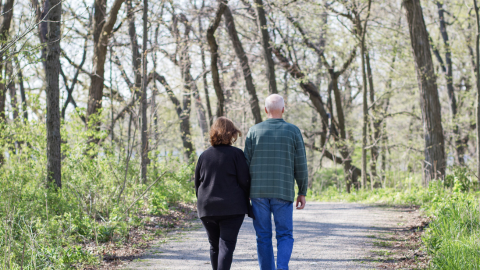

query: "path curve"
left=125, top=202, right=403, bottom=269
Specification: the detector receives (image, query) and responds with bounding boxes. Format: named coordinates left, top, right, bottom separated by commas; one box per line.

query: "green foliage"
left=444, top=167, right=478, bottom=192
left=310, top=168, right=344, bottom=193
left=0, top=120, right=196, bottom=269
left=149, top=165, right=195, bottom=215
left=422, top=193, right=480, bottom=269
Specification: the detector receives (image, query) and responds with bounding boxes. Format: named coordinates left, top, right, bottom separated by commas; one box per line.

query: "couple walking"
left=195, top=94, right=308, bottom=270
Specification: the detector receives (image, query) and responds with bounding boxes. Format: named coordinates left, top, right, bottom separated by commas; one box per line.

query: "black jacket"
left=195, top=145, right=253, bottom=219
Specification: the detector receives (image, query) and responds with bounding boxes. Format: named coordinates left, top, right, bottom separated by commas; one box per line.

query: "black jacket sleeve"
left=235, top=150, right=255, bottom=219
left=194, top=156, right=202, bottom=198
left=235, top=150, right=250, bottom=196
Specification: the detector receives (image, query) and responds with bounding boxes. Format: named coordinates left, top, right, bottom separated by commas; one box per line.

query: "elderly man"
left=244, top=94, right=308, bottom=270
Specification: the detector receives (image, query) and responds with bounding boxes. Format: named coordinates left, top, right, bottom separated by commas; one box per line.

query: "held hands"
left=296, top=195, right=306, bottom=210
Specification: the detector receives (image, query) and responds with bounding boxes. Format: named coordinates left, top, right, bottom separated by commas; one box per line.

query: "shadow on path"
left=125, top=202, right=403, bottom=270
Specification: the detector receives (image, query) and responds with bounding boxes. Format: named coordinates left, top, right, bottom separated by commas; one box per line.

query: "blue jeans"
left=251, top=198, right=294, bottom=270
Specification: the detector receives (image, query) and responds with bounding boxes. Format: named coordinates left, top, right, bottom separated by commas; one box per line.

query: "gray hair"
left=265, top=94, right=285, bottom=112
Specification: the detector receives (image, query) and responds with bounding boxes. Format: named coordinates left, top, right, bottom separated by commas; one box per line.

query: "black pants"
left=200, top=214, right=245, bottom=270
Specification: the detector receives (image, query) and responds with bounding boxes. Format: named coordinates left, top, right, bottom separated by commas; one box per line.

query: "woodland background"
left=1, top=0, right=480, bottom=269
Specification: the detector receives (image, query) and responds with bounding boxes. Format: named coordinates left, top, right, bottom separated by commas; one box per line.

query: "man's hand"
left=296, top=195, right=306, bottom=210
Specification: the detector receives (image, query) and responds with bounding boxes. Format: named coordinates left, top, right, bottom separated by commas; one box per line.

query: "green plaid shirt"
left=244, top=118, right=308, bottom=202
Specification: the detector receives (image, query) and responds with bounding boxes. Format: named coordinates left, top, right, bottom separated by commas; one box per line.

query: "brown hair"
left=209, top=117, right=242, bottom=146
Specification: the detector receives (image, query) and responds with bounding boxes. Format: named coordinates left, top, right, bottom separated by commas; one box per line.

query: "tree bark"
left=355, top=0, right=372, bottom=190
left=175, top=14, right=200, bottom=158
left=141, top=0, right=149, bottom=183
left=207, top=0, right=228, bottom=118
left=435, top=2, right=463, bottom=165
left=308, top=112, right=317, bottom=188
left=403, top=0, right=446, bottom=182
left=0, top=0, right=15, bottom=166
left=223, top=5, right=262, bottom=124
left=253, top=0, right=277, bottom=94
left=45, top=0, right=62, bottom=188
left=17, top=58, right=28, bottom=122
left=0, top=0, right=15, bottom=122
left=361, top=37, right=368, bottom=190
left=87, top=0, right=126, bottom=123
left=474, top=0, right=480, bottom=182
left=31, top=0, right=48, bottom=71
left=127, top=0, right=142, bottom=93
left=6, top=59, right=17, bottom=120
left=197, top=8, right=214, bottom=127
left=366, top=51, right=380, bottom=187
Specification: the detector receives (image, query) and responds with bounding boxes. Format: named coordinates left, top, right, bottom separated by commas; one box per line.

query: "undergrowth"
left=0, top=120, right=196, bottom=269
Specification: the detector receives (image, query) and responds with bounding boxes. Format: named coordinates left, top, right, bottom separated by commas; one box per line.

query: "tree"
left=0, top=0, right=15, bottom=166
left=403, top=0, right=446, bottom=182
left=207, top=0, right=228, bottom=118
left=358, top=0, right=372, bottom=189
left=253, top=0, right=277, bottom=94
left=223, top=5, right=262, bottom=124
left=45, top=0, right=62, bottom=188
left=197, top=4, right=214, bottom=126
left=157, top=12, right=200, bottom=161
left=141, top=0, right=149, bottom=183
left=474, top=0, right=480, bottom=182
left=432, top=1, right=463, bottom=165
left=87, top=0, right=126, bottom=125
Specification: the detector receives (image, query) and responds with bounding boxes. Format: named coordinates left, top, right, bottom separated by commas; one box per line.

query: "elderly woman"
left=194, top=117, right=252, bottom=270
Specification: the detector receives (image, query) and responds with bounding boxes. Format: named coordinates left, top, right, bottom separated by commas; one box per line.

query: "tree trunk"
left=253, top=0, right=277, bottom=94
left=127, top=0, right=142, bottom=92
left=0, top=0, right=15, bottom=123
left=366, top=51, right=380, bottom=188
left=45, top=0, right=62, bottom=188
left=223, top=5, right=262, bottom=124
left=308, top=112, right=317, bottom=189
left=31, top=0, right=48, bottom=71
left=361, top=37, right=368, bottom=190
left=176, top=15, right=199, bottom=159
left=403, top=0, right=446, bottom=181
left=355, top=0, right=372, bottom=190
left=331, top=75, right=359, bottom=192
left=87, top=0, right=126, bottom=123
left=17, top=60, right=28, bottom=122
left=474, top=0, right=480, bottom=182
left=436, top=2, right=463, bottom=165
left=193, top=86, right=209, bottom=140
left=198, top=14, right=213, bottom=127
left=0, top=0, right=15, bottom=166
left=141, top=0, right=149, bottom=183
left=207, top=0, right=228, bottom=118
left=6, top=60, right=17, bottom=120
left=201, top=47, right=213, bottom=127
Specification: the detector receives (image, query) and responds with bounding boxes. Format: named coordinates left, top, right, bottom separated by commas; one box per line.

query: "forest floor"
left=120, top=202, right=429, bottom=270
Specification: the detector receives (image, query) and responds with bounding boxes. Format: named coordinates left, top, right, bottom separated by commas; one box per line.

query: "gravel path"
left=125, top=202, right=403, bottom=269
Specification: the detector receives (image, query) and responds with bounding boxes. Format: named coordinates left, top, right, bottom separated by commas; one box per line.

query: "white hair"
left=265, top=94, right=285, bottom=112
